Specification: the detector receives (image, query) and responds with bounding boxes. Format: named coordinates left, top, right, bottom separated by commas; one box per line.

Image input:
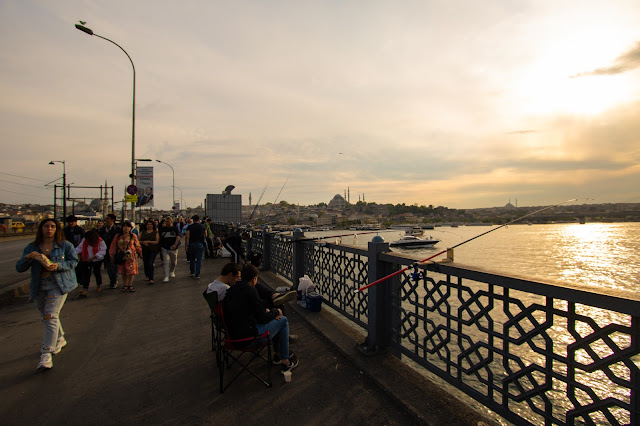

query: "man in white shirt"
left=206, top=262, right=241, bottom=301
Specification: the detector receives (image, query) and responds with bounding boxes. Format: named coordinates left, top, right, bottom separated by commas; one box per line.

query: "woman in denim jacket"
left=16, top=218, right=78, bottom=371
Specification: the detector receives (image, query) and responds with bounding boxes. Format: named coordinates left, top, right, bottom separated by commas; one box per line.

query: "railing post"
left=357, top=237, right=392, bottom=356
left=262, top=232, right=272, bottom=271
left=292, top=229, right=305, bottom=290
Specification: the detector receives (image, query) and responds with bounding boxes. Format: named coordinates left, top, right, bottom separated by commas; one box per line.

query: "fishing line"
left=355, top=198, right=584, bottom=293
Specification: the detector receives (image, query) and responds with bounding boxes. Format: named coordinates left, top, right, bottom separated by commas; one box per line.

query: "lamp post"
left=49, top=161, right=66, bottom=224
left=75, top=23, right=136, bottom=219
left=156, top=160, right=175, bottom=211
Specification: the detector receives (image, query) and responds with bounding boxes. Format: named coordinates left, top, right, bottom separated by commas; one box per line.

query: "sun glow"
left=513, top=32, right=638, bottom=116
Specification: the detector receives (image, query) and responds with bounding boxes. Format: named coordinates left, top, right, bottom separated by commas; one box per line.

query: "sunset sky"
left=1, top=0, right=639, bottom=210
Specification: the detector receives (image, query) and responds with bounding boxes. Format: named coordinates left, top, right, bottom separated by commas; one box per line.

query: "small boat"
left=390, top=235, right=440, bottom=248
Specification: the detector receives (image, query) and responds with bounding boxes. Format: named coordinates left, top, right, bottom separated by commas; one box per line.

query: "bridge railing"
left=246, top=229, right=640, bottom=425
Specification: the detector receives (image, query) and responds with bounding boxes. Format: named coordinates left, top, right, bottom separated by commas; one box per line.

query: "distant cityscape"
left=1, top=192, right=639, bottom=231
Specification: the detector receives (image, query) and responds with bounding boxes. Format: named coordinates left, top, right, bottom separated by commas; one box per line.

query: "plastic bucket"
left=305, top=291, right=323, bottom=312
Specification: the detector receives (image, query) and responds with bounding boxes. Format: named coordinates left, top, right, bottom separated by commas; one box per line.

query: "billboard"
left=136, top=167, right=154, bottom=207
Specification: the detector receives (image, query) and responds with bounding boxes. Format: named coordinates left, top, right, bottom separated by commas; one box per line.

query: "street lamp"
left=156, top=160, right=175, bottom=211
left=75, top=23, right=136, bottom=219
left=49, top=161, right=66, bottom=224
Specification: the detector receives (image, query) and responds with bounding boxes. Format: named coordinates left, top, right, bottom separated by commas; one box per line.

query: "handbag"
left=114, top=250, right=126, bottom=265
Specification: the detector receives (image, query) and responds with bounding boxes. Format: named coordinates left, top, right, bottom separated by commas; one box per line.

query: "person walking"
left=159, top=217, right=180, bottom=283
left=204, top=218, right=214, bottom=259
left=139, top=219, right=160, bottom=284
left=63, top=215, right=85, bottom=248
left=75, top=230, right=107, bottom=297
left=109, top=221, right=142, bottom=292
left=16, top=218, right=79, bottom=371
left=185, top=215, right=205, bottom=279
left=99, top=213, right=120, bottom=289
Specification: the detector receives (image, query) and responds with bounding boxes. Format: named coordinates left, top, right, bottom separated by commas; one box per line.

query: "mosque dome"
left=328, top=194, right=346, bottom=210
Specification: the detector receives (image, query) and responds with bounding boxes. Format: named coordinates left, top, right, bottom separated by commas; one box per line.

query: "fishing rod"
left=355, top=198, right=582, bottom=293
left=287, top=229, right=397, bottom=243
left=248, top=181, right=270, bottom=222
left=261, top=173, right=292, bottom=225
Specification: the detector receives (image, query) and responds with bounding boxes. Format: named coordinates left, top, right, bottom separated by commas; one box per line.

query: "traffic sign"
left=126, top=184, right=137, bottom=195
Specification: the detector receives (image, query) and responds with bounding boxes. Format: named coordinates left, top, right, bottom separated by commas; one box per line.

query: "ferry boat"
left=390, top=235, right=440, bottom=248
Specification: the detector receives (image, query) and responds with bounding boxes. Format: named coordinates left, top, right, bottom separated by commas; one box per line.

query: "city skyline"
left=1, top=1, right=639, bottom=210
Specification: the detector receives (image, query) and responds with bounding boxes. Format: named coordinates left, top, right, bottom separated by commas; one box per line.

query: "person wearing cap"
left=63, top=215, right=85, bottom=248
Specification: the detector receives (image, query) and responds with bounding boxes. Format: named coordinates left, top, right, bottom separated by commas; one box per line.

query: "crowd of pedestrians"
left=15, top=214, right=256, bottom=372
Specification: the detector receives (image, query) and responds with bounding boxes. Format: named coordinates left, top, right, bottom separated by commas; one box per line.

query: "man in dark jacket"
left=99, top=213, right=120, bottom=288
left=224, top=264, right=299, bottom=374
left=223, top=231, right=247, bottom=264
left=63, top=215, right=85, bottom=247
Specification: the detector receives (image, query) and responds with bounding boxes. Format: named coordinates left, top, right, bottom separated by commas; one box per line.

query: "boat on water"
left=390, top=235, right=440, bottom=248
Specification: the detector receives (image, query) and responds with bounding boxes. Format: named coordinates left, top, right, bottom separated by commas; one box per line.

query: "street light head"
left=75, top=24, right=94, bottom=36
left=49, top=161, right=55, bottom=165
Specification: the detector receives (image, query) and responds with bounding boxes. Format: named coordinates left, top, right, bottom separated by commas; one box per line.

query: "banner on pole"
left=136, top=167, right=154, bottom=207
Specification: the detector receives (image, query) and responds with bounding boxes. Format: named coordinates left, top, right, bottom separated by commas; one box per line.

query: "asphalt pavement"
left=0, top=251, right=494, bottom=425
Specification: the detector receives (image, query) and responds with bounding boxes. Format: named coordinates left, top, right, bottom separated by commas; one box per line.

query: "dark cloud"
left=571, top=41, right=640, bottom=78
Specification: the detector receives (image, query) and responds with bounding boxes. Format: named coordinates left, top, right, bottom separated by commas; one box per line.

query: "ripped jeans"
left=34, top=276, right=68, bottom=354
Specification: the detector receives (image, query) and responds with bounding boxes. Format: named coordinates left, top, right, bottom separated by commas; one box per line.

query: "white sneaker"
left=163, top=276, right=170, bottom=283
left=37, top=353, right=53, bottom=371
left=170, top=272, right=176, bottom=278
left=52, top=337, right=67, bottom=355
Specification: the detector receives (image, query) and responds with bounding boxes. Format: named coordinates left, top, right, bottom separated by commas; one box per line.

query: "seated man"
left=206, top=262, right=241, bottom=301
left=224, top=264, right=299, bottom=374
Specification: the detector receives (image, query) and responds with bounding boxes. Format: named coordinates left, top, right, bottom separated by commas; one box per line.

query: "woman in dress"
left=139, top=219, right=159, bottom=284
left=15, top=218, right=78, bottom=371
left=75, top=229, right=107, bottom=297
left=109, top=221, right=142, bottom=292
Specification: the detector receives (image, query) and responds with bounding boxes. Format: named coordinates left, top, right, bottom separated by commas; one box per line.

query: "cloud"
left=571, top=41, right=640, bottom=77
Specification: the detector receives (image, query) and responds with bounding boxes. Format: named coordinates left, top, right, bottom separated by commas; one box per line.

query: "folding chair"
left=217, top=306, right=273, bottom=393
left=202, top=290, right=223, bottom=367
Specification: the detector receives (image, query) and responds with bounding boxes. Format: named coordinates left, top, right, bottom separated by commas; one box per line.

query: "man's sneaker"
left=289, top=334, right=299, bottom=344
left=52, top=337, right=67, bottom=355
left=170, top=272, right=176, bottom=278
left=195, top=276, right=201, bottom=280
left=109, top=284, right=118, bottom=289
left=273, top=291, right=297, bottom=305
left=189, top=274, right=195, bottom=277
left=272, top=351, right=294, bottom=365
left=280, top=355, right=299, bottom=374
left=163, top=276, right=170, bottom=283
left=37, top=353, right=53, bottom=371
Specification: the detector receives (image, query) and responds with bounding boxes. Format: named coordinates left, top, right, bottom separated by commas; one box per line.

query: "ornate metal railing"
left=382, top=256, right=640, bottom=426
left=244, top=228, right=639, bottom=424
left=303, top=242, right=369, bottom=328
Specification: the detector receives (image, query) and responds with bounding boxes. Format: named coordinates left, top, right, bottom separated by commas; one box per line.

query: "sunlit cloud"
left=571, top=41, right=640, bottom=77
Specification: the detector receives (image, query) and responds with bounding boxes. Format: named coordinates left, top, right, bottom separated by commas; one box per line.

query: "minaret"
left=348, top=187, right=350, bottom=204
left=249, top=192, right=252, bottom=206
